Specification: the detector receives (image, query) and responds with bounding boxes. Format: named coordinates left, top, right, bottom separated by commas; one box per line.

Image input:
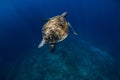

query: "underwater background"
left=0, top=0, right=120, bottom=80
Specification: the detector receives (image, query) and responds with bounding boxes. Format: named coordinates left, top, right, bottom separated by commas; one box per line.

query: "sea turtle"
left=38, top=12, right=77, bottom=52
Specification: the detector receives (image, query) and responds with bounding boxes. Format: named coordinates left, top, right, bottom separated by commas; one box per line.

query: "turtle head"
left=61, top=12, right=67, bottom=17
left=49, top=43, right=56, bottom=53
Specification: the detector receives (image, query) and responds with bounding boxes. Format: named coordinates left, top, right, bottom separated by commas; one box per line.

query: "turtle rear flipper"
left=61, top=12, right=67, bottom=17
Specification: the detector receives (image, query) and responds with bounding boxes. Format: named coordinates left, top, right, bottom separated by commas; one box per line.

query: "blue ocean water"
left=0, top=0, right=120, bottom=80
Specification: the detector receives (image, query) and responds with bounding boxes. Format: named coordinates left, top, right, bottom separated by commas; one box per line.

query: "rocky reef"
left=6, top=38, right=119, bottom=80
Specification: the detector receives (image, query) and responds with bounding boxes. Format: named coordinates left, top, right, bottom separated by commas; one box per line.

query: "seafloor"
left=5, top=37, right=120, bottom=80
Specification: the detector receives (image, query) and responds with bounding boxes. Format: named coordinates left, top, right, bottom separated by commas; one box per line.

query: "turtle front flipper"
left=38, top=38, right=45, bottom=48
left=49, top=43, right=56, bottom=53
left=68, top=22, right=78, bottom=35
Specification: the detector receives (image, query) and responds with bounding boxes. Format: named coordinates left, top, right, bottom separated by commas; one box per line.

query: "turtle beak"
left=49, top=43, right=55, bottom=53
